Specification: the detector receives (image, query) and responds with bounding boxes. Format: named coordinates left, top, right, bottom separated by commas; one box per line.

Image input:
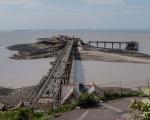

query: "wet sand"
left=79, top=50, right=150, bottom=64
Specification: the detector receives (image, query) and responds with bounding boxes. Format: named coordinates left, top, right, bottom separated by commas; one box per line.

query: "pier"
left=88, top=41, right=139, bottom=51
left=29, top=37, right=75, bottom=107
left=1, top=35, right=149, bottom=112
left=29, top=38, right=140, bottom=107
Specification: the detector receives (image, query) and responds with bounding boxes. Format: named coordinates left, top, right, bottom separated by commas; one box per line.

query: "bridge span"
left=29, top=37, right=75, bottom=107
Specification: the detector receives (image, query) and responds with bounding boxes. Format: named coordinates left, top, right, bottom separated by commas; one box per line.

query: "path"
left=53, top=97, right=139, bottom=120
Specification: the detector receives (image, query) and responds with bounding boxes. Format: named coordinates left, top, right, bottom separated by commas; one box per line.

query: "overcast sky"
left=0, top=0, right=150, bottom=30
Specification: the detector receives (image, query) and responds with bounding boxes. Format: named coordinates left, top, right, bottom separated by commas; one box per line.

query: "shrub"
left=104, top=92, right=121, bottom=100
left=77, top=93, right=99, bottom=108
left=99, top=91, right=141, bottom=101
left=0, top=108, right=34, bottom=120
left=130, top=99, right=150, bottom=120
left=141, top=88, right=150, bottom=97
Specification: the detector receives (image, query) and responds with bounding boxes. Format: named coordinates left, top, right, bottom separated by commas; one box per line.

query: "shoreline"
left=2, top=39, right=150, bottom=89
left=79, top=50, right=150, bottom=64
left=0, top=86, right=35, bottom=109
left=1, top=37, right=150, bottom=109
left=77, top=43, right=150, bottom=64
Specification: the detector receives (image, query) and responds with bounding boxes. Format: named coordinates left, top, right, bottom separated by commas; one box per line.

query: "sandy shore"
left=79, top=50, right=150, bottom=64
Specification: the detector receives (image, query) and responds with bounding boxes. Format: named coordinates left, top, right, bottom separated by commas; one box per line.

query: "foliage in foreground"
left=0, top=108, right=34, bottom=120
left=130, top=98, right=150, bottom=120
left=77, top=93, right=99, bottom=108
left=98, top=91, right=140, bottom=101
left=0, top=103, right=77, bottom=120
left=0, top=90, right=142, bottom=120
left=140, top=88, right=150, bottom=97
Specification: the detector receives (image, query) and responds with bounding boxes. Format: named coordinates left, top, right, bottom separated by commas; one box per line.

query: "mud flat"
left=79, top=50, right=150, bottom=64
left=77, top=44, right=150, bottom=64
left=7, top=43, right=61, bottom=59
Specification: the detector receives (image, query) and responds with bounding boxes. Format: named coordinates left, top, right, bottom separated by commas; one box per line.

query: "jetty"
left=2, top=36, right=145, bottom=110
left=29, top=36, right=76, bottom=108
left=88, top=41, right=139, bottom=51
left=28, top=38, right=142, bottom=109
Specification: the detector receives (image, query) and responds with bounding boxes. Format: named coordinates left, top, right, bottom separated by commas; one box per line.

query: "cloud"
left=0, top=0, right=150, bottom=29
left=0, top=0, right=67, bottom=11
left=0, top=0, right=33, bottom=5
left=83, top=0, right=126, bottom=6
left=0, top=0, right=48, bottom=7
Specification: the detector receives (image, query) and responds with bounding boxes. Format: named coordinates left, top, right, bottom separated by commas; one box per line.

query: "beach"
left=80, top=50, right=150, bottom=64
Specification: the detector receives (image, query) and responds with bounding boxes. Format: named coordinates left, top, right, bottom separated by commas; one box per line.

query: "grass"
left=0, top=103, right=77, bottom=120
left=98, top=91, right=141, bottom=101
left=0, top=108, right=34, bottom=120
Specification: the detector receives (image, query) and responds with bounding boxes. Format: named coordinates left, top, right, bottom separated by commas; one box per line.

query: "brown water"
left=74, top=60, right=150, bottom=88
left=0, top=30, right=150, bottom=88
left=0, top=47, right=55, bottom=88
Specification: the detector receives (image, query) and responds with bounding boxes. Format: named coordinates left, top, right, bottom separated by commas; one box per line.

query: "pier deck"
left=29, top=37, right=75, bottom=106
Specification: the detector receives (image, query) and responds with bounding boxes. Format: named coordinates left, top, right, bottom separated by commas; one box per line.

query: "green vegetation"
left=0, top=108, right=34, bottom=120
left=140, top=88, right=150, bottom=97
left=0, top=103, right=77, bottom=120
left=77, top=93, right=99, bottom=108
left=130, top=98, right=150, bottom=120
left=77, top=91, right=140, bottom=108
left=99, top=91, right=140, bottom=101
left=49, top=103, right=76, bottom=115
left=0, top=90, right=142, bottom=120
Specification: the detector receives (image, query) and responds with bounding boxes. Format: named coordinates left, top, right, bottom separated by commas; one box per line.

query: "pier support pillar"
left=119, top=43, right=121, bottom=49
left=112, top=43, right=114, bottom=50
left=96, top=42, right=98, bottom=48
left=104, top=42, right=106, bottom=48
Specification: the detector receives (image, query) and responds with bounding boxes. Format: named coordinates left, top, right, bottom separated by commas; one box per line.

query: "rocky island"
left=7, top=35, right=71, bottom=59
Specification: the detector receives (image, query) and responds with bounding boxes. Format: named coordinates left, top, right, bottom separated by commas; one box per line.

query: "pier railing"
left=88, top=41, right=139, bottom=51
left=29, top=39, right=74, bottom=106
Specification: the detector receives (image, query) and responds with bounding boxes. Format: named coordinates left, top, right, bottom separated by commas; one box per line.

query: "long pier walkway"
left=29, top=38, right=75, bottom=106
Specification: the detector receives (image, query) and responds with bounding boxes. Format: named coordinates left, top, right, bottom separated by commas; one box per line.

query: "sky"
left=0, top=0, right=150, bottom=30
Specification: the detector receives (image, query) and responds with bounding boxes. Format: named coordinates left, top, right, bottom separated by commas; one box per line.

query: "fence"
left=96, top=79, right=150, bottom=96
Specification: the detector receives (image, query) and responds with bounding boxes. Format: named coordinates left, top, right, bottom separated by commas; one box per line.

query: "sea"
left=0, top=30, right=150, bottom=88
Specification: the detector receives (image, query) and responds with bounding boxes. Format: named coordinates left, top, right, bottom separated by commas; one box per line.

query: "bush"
left=140, top=88, right=150, bottom=97
left=104, top=92, right=121, bottom=100
left=77, top=93, right=99, bottom=108
left=0, top=108, right=34, bottom=120
left=130, top=99, right=150, bottom=120
left=34, top=112, right=44, bottom=120
left=99, top=91, right=141, bottom=101
left=0, top=103, right=77, bottom=120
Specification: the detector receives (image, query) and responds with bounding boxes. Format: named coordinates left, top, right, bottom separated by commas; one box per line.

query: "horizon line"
left=1, top=28, right=150, bottom=31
